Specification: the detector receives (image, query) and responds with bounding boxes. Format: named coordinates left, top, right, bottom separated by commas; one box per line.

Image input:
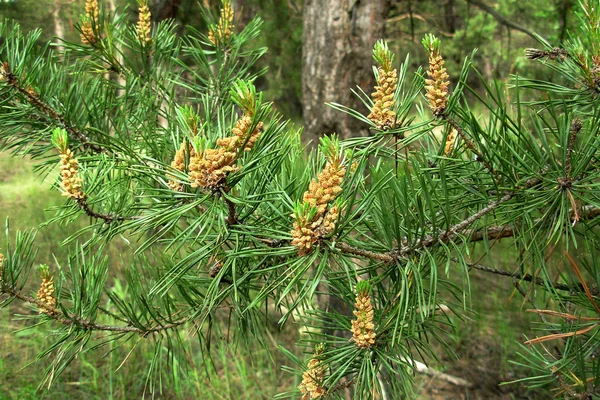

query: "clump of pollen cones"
left=423, top=34, right=450, bottom=117
left=52, top=129, right=85, bottom=200
left=351, top=281, right=376, bottom=349
left=298, top=343, right=327, bottom=399
left=188, top=81, right=263, bottom=190
left=368, top=40, right=397, bottom=130
left=208, top=0, right=234, bottom=46
left=37, top=265, right=56, bottom=314
left=81, top=0, right=100, bottom=45
left=291, top=137, right=346, bottom=256
left=136, top=0, right=152, bottom=46
left=444, top=128, right=458, bottom=156
left=168, top=107, right=200, bottom=191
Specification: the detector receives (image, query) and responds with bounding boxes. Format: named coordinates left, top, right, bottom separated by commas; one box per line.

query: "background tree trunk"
left=52, top=0, right=65, bottom=53
left=302, top=0, right=390, bottom=143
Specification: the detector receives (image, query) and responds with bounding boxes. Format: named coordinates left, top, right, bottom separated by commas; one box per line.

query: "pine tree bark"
left=52, top=0, right=65, bottom=53
left=302, top=0, right=390, bottom=143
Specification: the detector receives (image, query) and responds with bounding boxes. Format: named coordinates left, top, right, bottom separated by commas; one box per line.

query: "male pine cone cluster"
left=60, top=149, right=85, bottom=200
left=81, top=0, right=100, bottom=45
left=424, top=43, right=450, bottom=117
left=351, top=285, right=376, bottom=349
left=298, top=345, right=326, bottom=399
left=368, top=67, right=397, bottom=130
left=444, top=128, right=457, bottom=156
left=208, top=1, right=234, bottom=46
left=188, top=114, right=262, bottom=190
left=37, top=267, right=56, bottom=314
left=168, top=141, right=196, bottom=191
left=368, top=42, right=397, bottom=130
left=291, top=154, right=345, bottom=255
left=136, top=0, right=152, bottom=46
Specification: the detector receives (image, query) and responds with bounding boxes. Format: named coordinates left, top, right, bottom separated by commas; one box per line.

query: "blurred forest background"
left=0, top=0, right=579, bottom=398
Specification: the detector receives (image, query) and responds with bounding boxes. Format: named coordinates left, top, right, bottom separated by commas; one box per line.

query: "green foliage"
left=2, top=1, right=600, bottom=399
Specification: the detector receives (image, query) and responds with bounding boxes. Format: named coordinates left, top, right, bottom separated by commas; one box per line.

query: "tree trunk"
left=52, top=0, right=65, bottom=53
left=444, top=0, right=458, bottom=34
left=153, top=0, right=183, bottom=21
left=302, top=0, right=390, bottom=143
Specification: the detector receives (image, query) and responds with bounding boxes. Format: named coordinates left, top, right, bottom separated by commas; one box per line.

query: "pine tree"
left=1, top=1, right=600, bottom=398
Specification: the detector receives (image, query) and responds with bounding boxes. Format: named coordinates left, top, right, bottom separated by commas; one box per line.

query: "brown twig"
left=225, top=197, right=238, bottom=226
left=460, top=259, right=589, bottom=293
left=76, top=197, right=128, bottom=224
left=333, top=202, right=600, bottom=264
left=220, top=187, right=238, bottom=226
left=327, top=378, right=356, bottom=396
left=334, top=242, right=395, bottom=263
left=333, top=192, right=515, bottom=264
left=565, top=118, right=582, bottom=180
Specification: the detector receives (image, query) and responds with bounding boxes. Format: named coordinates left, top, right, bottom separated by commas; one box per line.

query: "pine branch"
left=1, top=285, right=187, bottom=335
left=335, top=242, right=395, bottom=263
left=1, top=62, right=106, bottom=154
left=460, top=259, right=595, bottom=294
left=334, top=177, right=600, bottom=264
left=465, top=0, right=538, bottom=40
left=335, top=191, right=517, bottom=263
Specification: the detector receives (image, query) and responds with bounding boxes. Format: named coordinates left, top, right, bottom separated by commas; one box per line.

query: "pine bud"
left=208, top=260, right=223, bottom=278
left=302, top=158, right=346, bottom=215
left=136, top=0, right=152, bottom=46
left=81, top=0, right=100, bottom=45
left=291, top=210, right=321, bottom=256
left=37, top=265, right=56, bottom=314
left=298, top=344, right=327, bottom=399
left=351, top=282, right=376, bottom=349
left=208, top=0, right=234, bottom=46
left=423, top=34, right=450, bottom=117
